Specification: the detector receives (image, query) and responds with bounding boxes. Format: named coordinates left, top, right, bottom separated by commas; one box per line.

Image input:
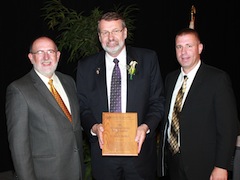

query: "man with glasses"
left=76, top=12, right=165, bottom=180
left=6, top=36, right=84, bottom=180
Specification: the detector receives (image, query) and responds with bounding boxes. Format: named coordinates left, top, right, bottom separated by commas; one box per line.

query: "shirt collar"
left=105, top=46, right=127, bottom=66
left=181, top=60, right=201, bottom=80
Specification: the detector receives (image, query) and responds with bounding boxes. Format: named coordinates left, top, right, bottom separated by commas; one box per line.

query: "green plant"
left=41, top=0, right=139, bottom=63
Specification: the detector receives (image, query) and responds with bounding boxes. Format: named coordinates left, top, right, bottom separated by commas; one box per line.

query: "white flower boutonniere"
left=127, top=60, right=138, bottom=80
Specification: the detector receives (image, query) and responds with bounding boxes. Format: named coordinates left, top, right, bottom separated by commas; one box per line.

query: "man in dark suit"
left=76, top=12, right=165, bottom=180
left=158, top=28, right=239, bottom=180
left=5, top=36, right=84, bottom=180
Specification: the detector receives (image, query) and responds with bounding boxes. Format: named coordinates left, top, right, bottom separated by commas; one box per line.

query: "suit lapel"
left=95, top=54, right=109, bottom=111
left=126, top=49, right=139, bottom=111
left=58, top=76, right=77, bottom=124
left=30, top=69, right=71, bottom=123
left=182, top=63, right=205, bottom=110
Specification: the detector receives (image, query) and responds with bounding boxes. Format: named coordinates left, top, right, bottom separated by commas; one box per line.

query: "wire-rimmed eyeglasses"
left=31, top=49, right=56, bottom=56
left=99, top=28, right=124, bottom=37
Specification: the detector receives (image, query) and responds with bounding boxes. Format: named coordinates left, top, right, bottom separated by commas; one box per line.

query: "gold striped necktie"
left=169, top=75, right=188, bottom=154
left=48, top=79, right=72, bottom=122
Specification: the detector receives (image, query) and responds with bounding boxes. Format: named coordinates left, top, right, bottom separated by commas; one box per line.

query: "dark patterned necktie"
left=48, top=79, right=72, bottom=122
left=169, top=75, right=188, bottom=154
left=110, top=58, right=121, bottom=112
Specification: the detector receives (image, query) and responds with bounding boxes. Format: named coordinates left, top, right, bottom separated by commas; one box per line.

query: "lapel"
left=95, top=52, right=109, bottom=111
left=125, top=47, right=140, bottom=111
left=182, top=63, right=205, bottom=110
left=57, top=73, right=77, bottom=124
left=30, top=69, right=72, bottom=124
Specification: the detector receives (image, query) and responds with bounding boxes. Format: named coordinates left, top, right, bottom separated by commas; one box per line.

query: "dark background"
left=1, top=0, right=239, bottom=174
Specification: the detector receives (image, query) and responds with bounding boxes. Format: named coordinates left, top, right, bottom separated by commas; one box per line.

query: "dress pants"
left=93, top=156, right=147, bottom=180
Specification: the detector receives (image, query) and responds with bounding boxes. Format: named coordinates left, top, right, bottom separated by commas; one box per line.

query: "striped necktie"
left=169, top=75, right=188, bottom=154
left=48, top=79, right=72, bottom=122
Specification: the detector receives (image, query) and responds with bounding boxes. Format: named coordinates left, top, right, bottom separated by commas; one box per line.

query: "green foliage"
left=41, top=0, right=139, bottom=63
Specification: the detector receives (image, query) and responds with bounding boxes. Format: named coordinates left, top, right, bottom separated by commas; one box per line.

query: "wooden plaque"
left=102, top=112, right=138, bottom=156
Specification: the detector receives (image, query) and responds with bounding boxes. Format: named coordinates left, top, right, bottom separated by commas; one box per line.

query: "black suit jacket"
left=158, top=62, right=239, bottom=179
left=76, top=46, right=165, bottom=178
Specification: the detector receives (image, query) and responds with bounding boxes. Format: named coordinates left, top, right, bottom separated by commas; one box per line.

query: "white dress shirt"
left=167, top=60, right=201, bottom=144
left=105, top=47, right=127, bottom=113
left=35, top=70, right=71, bottom=113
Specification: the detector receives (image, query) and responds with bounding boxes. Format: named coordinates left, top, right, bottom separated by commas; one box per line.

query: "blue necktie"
left=110, top=58, right=121, bottom=112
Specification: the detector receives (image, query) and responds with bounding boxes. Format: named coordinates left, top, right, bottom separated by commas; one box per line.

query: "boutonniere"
left=127, top=60, right=138, bottom=80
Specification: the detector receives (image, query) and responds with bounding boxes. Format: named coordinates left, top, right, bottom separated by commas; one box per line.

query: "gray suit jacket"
left=5, top=69, right=84, bottom=180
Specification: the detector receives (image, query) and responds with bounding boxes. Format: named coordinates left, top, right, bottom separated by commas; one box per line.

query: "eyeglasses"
left=31, top=49, right=56, bottom=56
left=100, top=28, right=124, bottom=37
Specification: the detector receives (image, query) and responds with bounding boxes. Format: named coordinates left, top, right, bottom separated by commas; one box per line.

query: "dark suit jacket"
left=5, top=69, right=84, bottom=180
left=158, top=62, right=239, bottom=179
left=76, top=46, right=165, bottom=178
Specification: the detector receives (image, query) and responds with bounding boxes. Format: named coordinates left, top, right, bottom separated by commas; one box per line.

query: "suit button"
left=74, top=148, right=79, bottom=152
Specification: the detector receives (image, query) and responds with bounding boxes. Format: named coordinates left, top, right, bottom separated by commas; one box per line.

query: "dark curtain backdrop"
left=1, top=0, right=239, bottom=172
